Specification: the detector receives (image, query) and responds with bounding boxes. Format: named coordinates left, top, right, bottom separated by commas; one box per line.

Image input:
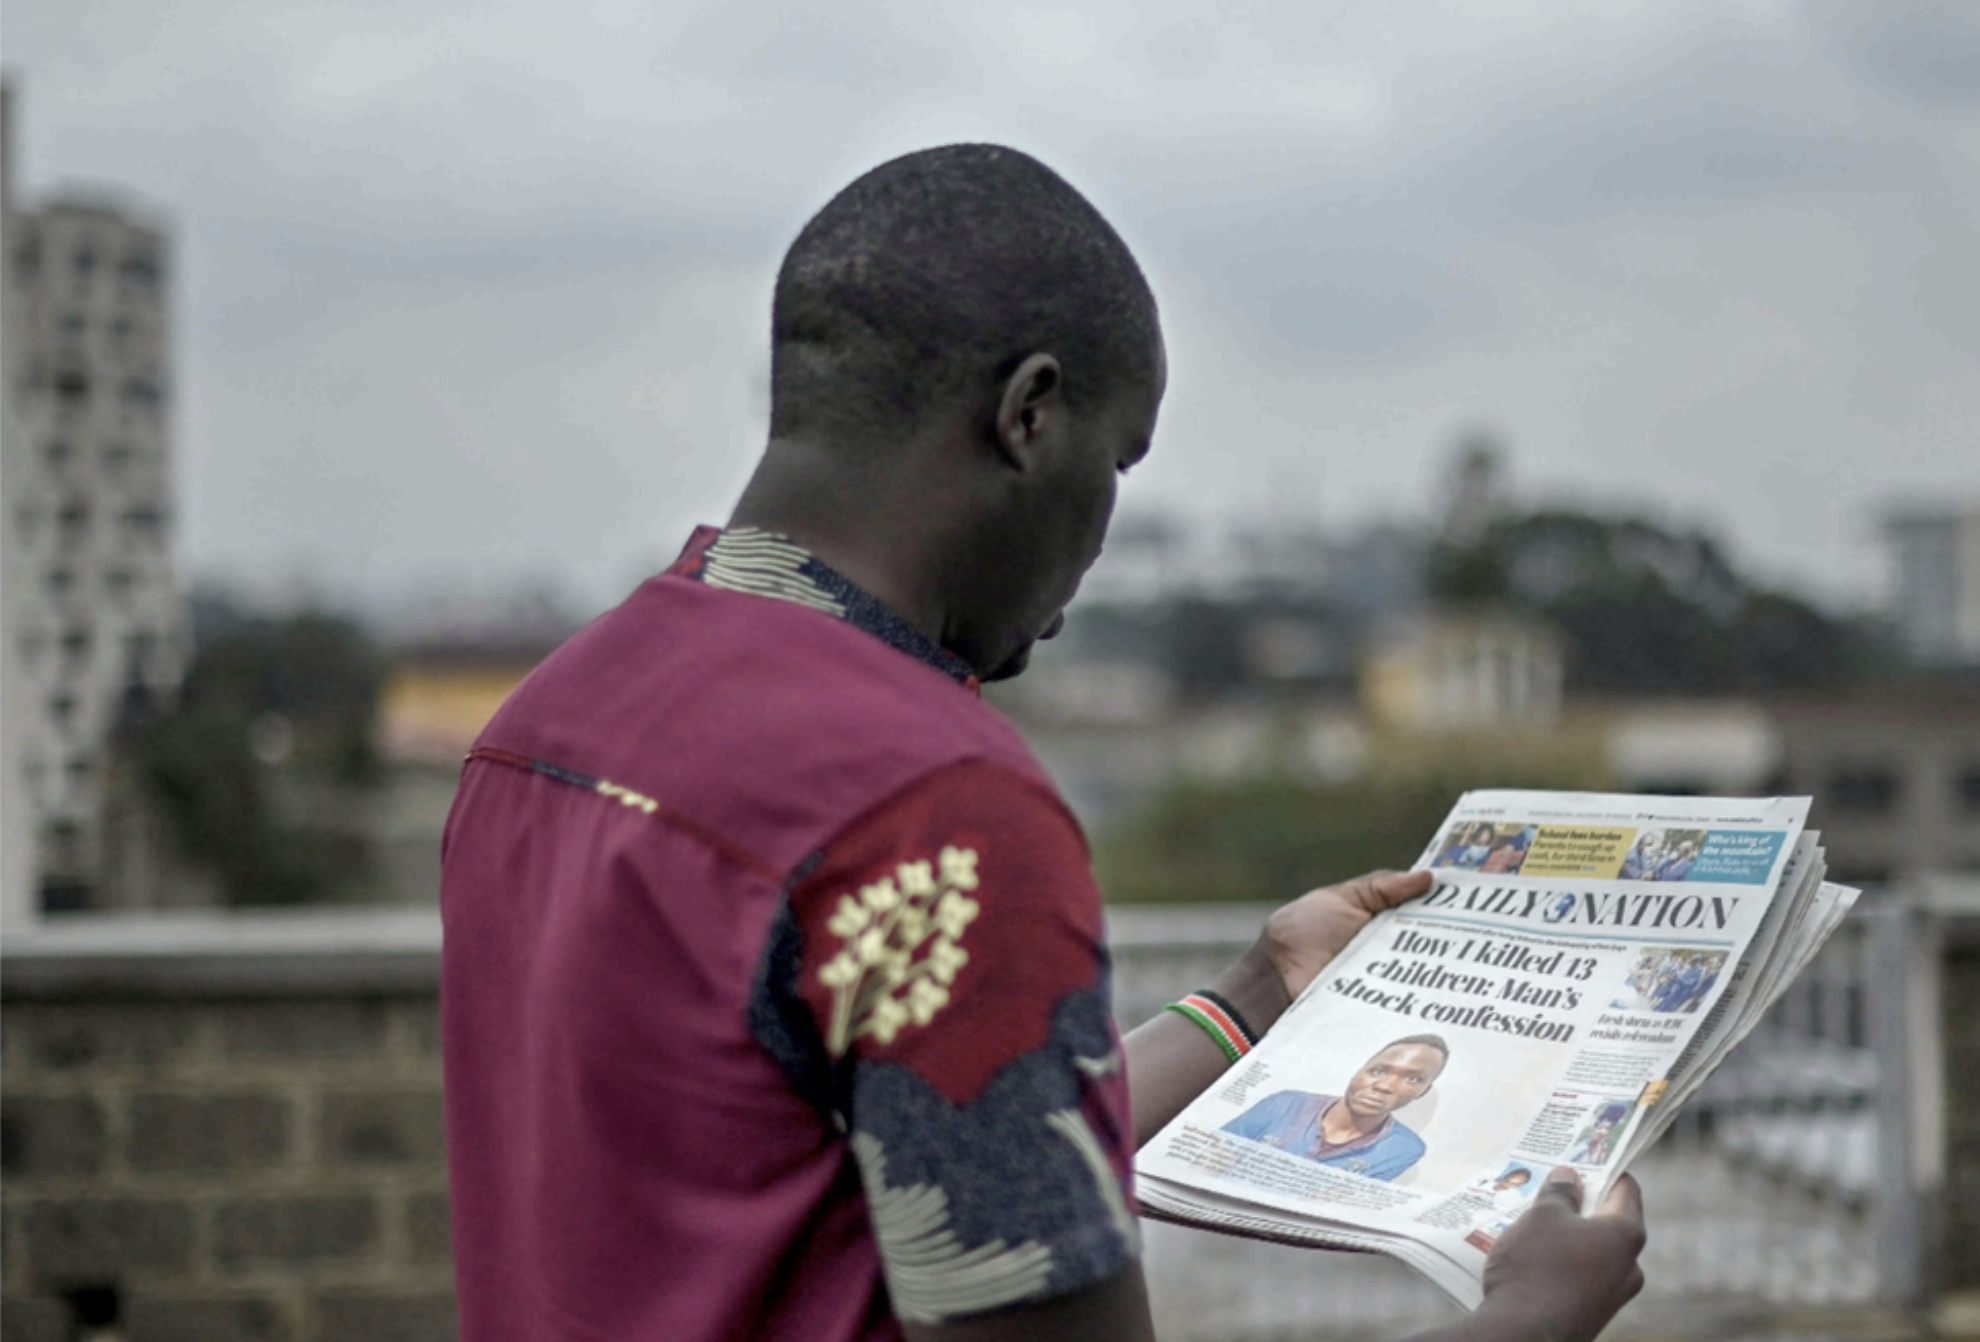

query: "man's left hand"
left=1257, top=868, right=1433, bottom=1003
left=1124, top=867, right=1432, bottom=1149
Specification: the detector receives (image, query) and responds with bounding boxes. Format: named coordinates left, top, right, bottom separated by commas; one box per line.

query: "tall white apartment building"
left=2, top=86, right=185, bottom=924
left=1886, top=505, right=1980, bottom=670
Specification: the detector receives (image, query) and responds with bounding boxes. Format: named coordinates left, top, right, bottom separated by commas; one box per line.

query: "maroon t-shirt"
left=441, top=528, right=1138, bottom=1341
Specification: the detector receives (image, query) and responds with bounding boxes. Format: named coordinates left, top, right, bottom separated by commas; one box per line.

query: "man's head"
left=763, top=145, right=1164, bottom=679
left=1494, top=1167, right=1534, bottom=1191
left=1342, top=1034, right=1448, bottom=1123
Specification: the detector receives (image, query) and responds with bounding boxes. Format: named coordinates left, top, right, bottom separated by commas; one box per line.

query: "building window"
left=1959, top=766, right=1980, bottom=812
left=53, top=369, right=89, bottom=403
left=45, top=568, right=76, bottom=597
left=40, top=820, right=89, bottom=913
left=49, top=693, right=77, bottom=727
left=73, top=245, right=98, bottom=276
left=120, top=252, right=160, bottom=285
left=106, top=568, right=137, bottom=597
left=122, top=506, right=165, bottom=542
left=43, top=439, right=74, bottom=467
left=59, top=628, right=91, bottom=671
left=1828, top=767, right=1901, bottom=816
left=125, top=632, right=159, bottom=679
left=102, top=440, right=135, bottom=469
left=56, top=499, right=88, bottom=545
left=121, top=377, right=162, bottom=409
left=59, top=312, right=85, bottom=338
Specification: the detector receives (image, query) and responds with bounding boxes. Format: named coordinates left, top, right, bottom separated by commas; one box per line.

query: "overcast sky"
left=6, top=0, right=1977, bottom=617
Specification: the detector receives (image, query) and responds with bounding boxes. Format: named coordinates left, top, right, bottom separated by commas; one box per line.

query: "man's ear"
left=993, top=353, right=1063, bottom=470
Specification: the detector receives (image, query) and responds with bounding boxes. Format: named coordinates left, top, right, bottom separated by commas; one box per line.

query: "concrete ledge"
left=1, top=908, right=441, bottom=999
left=1103, top=902, right=1275, bottom=950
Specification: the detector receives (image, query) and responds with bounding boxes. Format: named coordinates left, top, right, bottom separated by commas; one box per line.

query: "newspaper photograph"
left=1136, top=789, right=1825, bottom=1306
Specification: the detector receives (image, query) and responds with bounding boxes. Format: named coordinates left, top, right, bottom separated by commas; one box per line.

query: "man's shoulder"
left=1385, top=1121, right=1427, bottom=1155
left=507, top=575, right=1020, bottom=739
left=1253, top=1090, right=1333, bottom=1118
left=469, top=574, right=1055, bottom=871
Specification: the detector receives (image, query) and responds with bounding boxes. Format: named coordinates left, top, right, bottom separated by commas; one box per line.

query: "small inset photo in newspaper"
left=1565, top=1098, right=1637, bottom=1166
left=1609, top=945, right=1728, bottom=1014
left=1427, top=821, right=1537, bottom=874
left=1618, top=827, right=1708, bottom=881
left=1466, top=1161, right=1542, bottom=1211
left=1457, top=1161, right=1544, bottom=1253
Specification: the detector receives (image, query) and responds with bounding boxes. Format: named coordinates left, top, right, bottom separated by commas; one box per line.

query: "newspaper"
left=1135, top=789, right=1859, bottom=1307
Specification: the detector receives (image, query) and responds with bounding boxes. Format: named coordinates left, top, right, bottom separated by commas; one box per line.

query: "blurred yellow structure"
left=377, top=645, right=547, bottom=765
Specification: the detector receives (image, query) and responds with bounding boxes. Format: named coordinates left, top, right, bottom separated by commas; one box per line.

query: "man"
left=1654, top=839, right=1698, bottom=883
left=1569, top=1107, right=1628, bottom=1166
left=1221, top=1036, right=1447, bottom=1181
left=1620, top=832, right=1662, bottom=881
left=441, top=144, right=1646, bottom=1342
left=1457, top=823, right=1499, bottom=867
left=1654, top=953, right=1707, bottom=1013
left=1477, top=1165, right=1537, bottom=1211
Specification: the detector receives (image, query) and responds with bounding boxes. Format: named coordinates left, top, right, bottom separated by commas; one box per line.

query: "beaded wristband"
left=1165, top=990, right=1259, bottom=1064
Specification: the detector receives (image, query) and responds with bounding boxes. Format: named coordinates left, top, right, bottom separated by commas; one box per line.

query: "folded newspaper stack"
left=1136, top=790, right=1857, bottom=1307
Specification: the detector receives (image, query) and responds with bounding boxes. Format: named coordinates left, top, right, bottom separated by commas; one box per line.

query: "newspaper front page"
left=1136, top=790, right=1818, bottom=1306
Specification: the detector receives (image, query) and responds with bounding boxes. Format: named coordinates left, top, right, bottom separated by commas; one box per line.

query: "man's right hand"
left=1470, top=1168, right=1647, bottom=1342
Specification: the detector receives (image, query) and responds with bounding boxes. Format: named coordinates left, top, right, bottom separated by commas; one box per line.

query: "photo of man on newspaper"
left=1221, top=1035, right=1448, bottom=1181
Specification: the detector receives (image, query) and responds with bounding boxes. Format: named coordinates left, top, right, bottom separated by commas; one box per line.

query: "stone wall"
left=1, top=911, right=452, bottom=1342
left=4, top=893, right=1974, bottom=1339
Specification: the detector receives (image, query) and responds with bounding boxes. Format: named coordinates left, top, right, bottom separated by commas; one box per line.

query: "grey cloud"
left=1815, top=1, right=1980, bottom=110
left=1422, top=22, right=1947, bottom=231
left=725, top=8, right=967, bottom=94
left=1210, top=245, right=1498, bottom=366
left=10, top=0, right=1976, bottom=610
left=193, top=211, right=778, bottom=357
left=1479, top=120, right=1938, bottom=227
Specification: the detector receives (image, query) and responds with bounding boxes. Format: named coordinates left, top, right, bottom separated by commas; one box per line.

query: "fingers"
left=1532, top=1166, right=1585, bottom=1213
left=1595, top=1173, right=1645, bottom=1228
left=1347, top=869, right=1432, bottom=912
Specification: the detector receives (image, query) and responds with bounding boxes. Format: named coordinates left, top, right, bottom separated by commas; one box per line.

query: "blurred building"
left=369, top=639, right=554, bottom=903
left=1885, top=504, right=1980, bottom=669
left=0, top=84, right=184, bottom=924
left=1771, top=694, right=1980, bottom=886
left=1360, top=610, right=1566, bottom=732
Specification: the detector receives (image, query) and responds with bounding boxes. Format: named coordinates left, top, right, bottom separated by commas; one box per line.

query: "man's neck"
left=1320, top=1099, right=1384, bottom=1144
left=728, top=436, right=952, bottom=646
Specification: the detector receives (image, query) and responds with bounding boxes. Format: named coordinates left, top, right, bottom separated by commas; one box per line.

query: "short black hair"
left=770, top=144, right=1159, bottom=443
left=1376, top=1034, right=1451, bottom=1063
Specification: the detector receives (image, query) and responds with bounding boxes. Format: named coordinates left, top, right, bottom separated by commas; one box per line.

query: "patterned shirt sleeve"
left=751, top=756, right=1137, bottom=1325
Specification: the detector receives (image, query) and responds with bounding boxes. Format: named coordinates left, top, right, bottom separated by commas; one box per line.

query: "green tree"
left=130, top=598, right=385, bottom=905
left=1426, top=510, right=1898, bottom=693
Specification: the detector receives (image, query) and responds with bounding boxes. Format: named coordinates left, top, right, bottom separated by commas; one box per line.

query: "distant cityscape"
left=4, top=81, right=1979, bottom=928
